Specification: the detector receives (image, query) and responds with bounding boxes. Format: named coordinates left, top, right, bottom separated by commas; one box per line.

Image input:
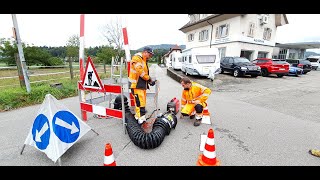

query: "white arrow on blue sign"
left=24, top=94, right=92, bottom=163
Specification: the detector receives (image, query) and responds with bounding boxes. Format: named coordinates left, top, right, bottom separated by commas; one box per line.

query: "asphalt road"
left=1, top=65, right=320, bottom=166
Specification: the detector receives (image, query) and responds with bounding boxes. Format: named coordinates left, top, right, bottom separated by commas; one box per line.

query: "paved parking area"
left=170, top=68, right=320, bottom=124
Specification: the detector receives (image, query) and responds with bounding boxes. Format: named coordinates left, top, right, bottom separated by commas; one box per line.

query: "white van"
left=181, top=47, right=220, bottom=77
left=306, top=55, right=320, bottom=70
left=171, top=51, right=182, bottom=70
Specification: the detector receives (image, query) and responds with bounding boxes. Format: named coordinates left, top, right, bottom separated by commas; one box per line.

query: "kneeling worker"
left=180, top=77, right=211, bottom=126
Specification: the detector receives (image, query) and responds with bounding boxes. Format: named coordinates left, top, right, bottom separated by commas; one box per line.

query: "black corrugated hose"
left=114, top=95, right=177, bottom=149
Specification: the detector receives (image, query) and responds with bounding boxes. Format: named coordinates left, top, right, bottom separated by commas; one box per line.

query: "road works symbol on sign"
left=81, top=56, right=104, bottom=91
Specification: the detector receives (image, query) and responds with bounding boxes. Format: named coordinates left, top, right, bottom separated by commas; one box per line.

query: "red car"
left=252, top=58, right=289, bottom=78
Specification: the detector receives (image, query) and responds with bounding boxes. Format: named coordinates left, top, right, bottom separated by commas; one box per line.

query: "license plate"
left=203, top=67, right=209, bottom=72
left=280, top=68, right=285, bottom=70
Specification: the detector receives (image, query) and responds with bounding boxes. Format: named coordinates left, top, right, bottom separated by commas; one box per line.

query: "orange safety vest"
left=128, top=52, right=151, bottom=89
left=181, top=82, right=211, bottom=106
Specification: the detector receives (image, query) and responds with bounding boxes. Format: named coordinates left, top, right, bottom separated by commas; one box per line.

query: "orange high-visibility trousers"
left=131, top=88, right=147, bottom=119
left=181, top=102, right=207, bottom=117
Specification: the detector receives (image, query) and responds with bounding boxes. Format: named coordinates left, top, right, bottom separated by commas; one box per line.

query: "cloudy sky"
left=1, top=14, right=320, bottom=52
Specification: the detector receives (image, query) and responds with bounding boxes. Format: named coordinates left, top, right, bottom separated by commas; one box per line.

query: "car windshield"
left=300, top=60, right=311, bottom=65
left=274, top=61, right=288, bottom=64
left=234, top=57, right=250, bottom=63
left=306, top=58, right=319, bottom=63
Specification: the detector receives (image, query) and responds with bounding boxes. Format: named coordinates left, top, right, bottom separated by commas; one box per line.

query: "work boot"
left=190, top=115, right=195, bottom=119
left=137, top=115, right=147, bottom=125
left=194, top=118, right=202, bottom=126
left=309, top=149, right=320, bottom=157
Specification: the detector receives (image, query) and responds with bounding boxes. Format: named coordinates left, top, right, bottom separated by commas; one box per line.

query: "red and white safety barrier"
left=79, top=14, right=87, bottom=121
left=79, top=14, right=85, bottom=80
left=122, top=24, right=135, bottom=107
left=78, top=81, right=124, bottom=119
left=80, top=102, right=123, bottom=119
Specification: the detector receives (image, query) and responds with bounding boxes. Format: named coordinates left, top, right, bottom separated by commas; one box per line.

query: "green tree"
left=96, top=45, right=116, bottom=73
left=24, top=46, right=52, bottom=66
left=100, top=17, right=124, bottom=67
left=0, top=39, right=19, bottom=66
left=66, top=35, right=80, bottom=79
left=47, top=57, right=64, bottom=66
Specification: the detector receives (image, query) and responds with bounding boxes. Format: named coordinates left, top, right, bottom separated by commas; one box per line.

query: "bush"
left=48, top=57, right=64, bottom=66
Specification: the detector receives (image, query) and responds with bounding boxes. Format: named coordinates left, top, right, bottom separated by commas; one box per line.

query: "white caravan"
left=181, top=47, right=220, bottom=77
left=171, top=51, right=183, bottom=70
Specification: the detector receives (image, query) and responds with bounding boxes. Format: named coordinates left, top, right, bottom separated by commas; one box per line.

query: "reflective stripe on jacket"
left=181, top=82, right=211, bottom=106
left=128, top=52, right=150, bottom=89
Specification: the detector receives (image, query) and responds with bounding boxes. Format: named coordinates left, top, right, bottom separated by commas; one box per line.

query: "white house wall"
left=184, top=14, right=279, bottom=60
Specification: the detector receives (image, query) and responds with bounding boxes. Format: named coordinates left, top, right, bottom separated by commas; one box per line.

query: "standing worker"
left=128, top=46, right=157, bottom=124
left=180, top=77, right=211, bottom=126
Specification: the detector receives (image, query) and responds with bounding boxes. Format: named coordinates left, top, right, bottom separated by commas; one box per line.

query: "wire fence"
left=0, top=64, right=123, bottom=89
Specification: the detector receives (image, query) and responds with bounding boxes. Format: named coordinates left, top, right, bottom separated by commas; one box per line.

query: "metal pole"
left=20, top=144, right=26, bottom=155
left=57, top=158, right=62, bottom=166
left=11, top=14, right=31, bottom=93
left=120, top=57, right=127, bottom=134
left=79, top=14, right=87, bottom=121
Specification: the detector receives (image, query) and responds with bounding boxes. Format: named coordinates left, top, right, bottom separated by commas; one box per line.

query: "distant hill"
left=136, top=44, right=186, bottom=51
left=305, top=51, right=320, bottom=58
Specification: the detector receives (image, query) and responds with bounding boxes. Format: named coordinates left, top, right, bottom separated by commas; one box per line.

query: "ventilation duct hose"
left=114, top=95, right=177, bottom=149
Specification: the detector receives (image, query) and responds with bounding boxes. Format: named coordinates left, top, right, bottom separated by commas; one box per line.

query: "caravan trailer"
left=171, top=51, right=183, bottom=70
left=181, top=47, right=220, bottom=77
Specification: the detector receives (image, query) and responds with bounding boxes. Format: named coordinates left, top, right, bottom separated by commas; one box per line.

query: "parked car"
left=252, top=58, right=289, bottom=78
left=285, top=59, right=312, bottom=74
left=288, top=64, right=303, bottom=77
left=220, top=57, right=261, bottom=77
left=306, top=56, right=320, bottom=70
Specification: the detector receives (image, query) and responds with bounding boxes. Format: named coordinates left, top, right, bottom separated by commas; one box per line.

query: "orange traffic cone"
left=203, top=107, right=210, bottom=116
left=202, top=107, right=211, bottom=123
left=104, top=143, right=116, bottom=166
left=197, top=128, right=220, bottom=166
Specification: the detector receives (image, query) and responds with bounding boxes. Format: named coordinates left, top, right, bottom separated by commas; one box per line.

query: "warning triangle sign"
left=81, top=56, right=104, bottom=91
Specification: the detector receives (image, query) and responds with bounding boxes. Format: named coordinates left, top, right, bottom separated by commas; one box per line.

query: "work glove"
left=149, top=80, right=157, bottom=86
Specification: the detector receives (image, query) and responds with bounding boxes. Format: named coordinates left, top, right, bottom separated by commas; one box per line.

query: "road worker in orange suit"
left=128, top=46, right=157, bottom=124
left=180, top=77, right=211, bottom=126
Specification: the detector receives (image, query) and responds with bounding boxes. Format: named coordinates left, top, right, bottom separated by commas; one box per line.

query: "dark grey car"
left=285, top=59, right=312, bottom=74
left=220, top=57, right=261, bottom=77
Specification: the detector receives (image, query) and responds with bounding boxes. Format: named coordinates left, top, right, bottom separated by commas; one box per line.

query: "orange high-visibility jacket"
left=128, top=52, right=151, bottom=89
left=181, top=82, right=211, bottom=106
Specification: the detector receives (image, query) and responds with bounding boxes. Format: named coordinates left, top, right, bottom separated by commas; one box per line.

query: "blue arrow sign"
left=32, top=114, right=50, bottom=150
left=52, top=110, right=80, bottom=143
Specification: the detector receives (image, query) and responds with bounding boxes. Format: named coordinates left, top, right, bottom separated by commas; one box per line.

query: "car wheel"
left=233, top=69, right=240, bottom=77
left=261, top=69, right=269, bottom=77
left=220, top=68, right=224, bottom=74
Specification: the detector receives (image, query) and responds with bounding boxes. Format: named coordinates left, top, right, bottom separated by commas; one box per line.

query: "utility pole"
left=12, top=14, right=31, bottom=93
